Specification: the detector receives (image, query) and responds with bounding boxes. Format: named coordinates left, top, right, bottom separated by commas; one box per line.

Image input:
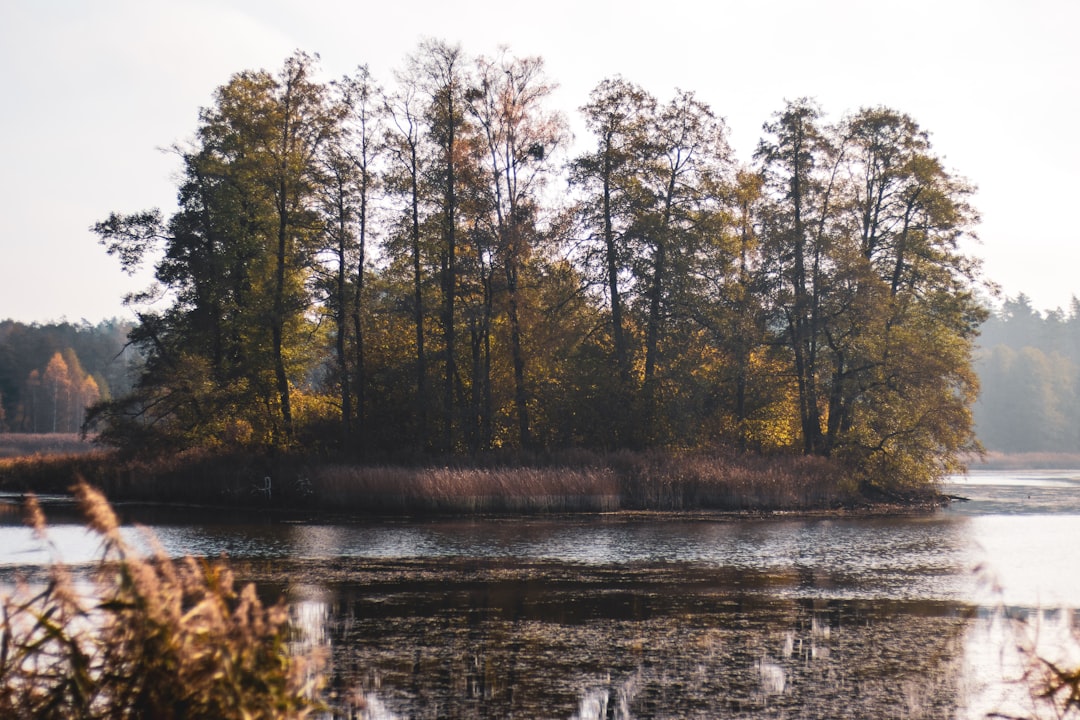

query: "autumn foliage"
left=85, top=45, right=986, bottom=490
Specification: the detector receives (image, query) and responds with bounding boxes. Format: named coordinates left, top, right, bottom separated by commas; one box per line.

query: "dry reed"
left=312, top=464, right=621, bottom=513
left=0, top=434, right=98, bottom=459
left=0, top=480, right=326, bottom=719
left=2, top=446, right=892, bottom=515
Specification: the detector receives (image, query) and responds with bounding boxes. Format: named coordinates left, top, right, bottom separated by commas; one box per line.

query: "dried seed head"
left=73, top=479, right=120, bottom=540
left=23, top=493, right=47, bottom=539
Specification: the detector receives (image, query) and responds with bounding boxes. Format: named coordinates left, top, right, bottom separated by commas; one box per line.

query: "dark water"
left=4, top=470, right=1080, bottom=718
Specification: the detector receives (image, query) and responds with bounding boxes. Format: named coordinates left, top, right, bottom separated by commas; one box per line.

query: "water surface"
left=3, top=470, right=1079, bottom=718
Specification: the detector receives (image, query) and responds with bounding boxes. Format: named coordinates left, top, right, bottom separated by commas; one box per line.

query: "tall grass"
left=0, top=433, right=98, bottom=459
left=2, top=446, right=905, bottom=514
left=608, top=449, right=861, bottom=511
left=313, top=464, right=621, bottom=513
left=306, top=449, right=865, bottom=514
left=0, top=481, right=325, bottom=719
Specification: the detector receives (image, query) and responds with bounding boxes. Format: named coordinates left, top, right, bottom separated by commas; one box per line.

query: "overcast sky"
left=2, top=0, right=1077, bottom=324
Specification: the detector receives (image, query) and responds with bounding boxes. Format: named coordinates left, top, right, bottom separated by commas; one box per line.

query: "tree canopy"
left=88, top=46, right=988, bottom=487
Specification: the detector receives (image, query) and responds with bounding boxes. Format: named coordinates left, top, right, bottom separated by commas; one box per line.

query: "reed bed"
left=0, top=481, right=325, bottom=719
left=311, top=464, right=621, bottom=513
left=608, top=449, right=859, bottom=511
left=2, top=446, right=895, bottom=515
left=0, top=452, right=112, bottom=494
left=303, top=450, right=861, bottom=514
left=0, top=433, right=98, bottom=459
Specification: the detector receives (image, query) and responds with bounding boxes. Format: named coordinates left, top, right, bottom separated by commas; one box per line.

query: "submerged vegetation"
left=80, top=40, right=986, bottom=495
left=0, top=482, right=324, bottom=719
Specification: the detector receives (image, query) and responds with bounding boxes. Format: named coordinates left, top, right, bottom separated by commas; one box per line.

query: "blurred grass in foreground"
left=0, top=480, right=326, bottom=719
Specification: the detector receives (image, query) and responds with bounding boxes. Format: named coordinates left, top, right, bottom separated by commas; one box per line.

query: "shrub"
left=0, top=481, right=325, bottom=719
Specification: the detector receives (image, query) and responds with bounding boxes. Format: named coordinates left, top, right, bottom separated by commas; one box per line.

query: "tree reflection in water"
left=257, top=558, right=972, bottom=719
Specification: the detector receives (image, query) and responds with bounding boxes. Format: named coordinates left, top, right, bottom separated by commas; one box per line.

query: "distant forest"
left=0, top=320, right=135, bottom=434
left=4, top=44, right=999, bottom=487
left=975, top=294, right=1080, bottom=453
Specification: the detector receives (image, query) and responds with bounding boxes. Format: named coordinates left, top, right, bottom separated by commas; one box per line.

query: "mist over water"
left=3, top=470, right=1079, bottom=718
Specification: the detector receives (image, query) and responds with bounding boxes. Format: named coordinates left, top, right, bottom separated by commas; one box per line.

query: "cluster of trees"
left=975, top=294, right=1080, bottom=453
left=0, top=320, right=134, bottom=433
left=90, top=43, right=986, bottom=486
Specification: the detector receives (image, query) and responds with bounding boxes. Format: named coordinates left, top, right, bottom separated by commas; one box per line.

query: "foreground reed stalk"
left=0, top=481, right=325, bottom=719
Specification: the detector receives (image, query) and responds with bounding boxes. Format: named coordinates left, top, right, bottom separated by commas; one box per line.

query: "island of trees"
left=5, top=42, right=995, bottom=502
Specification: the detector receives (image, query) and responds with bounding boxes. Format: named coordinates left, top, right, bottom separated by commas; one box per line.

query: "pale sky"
left=1, top=0, right=1077, bottom=323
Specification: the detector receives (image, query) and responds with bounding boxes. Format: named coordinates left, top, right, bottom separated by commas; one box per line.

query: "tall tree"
left=756, top=98, right=840, bottom=455
left=316, top=66, right=382, bottom=451
left=829, top=107, right=985, bottom=481
left=415, top=39, right=472, bottom=452
left=384, top=71, right=433, bottom=453
left=93, top=52, right=343, bottom=451
left=571, top=77, right=654, bottom=397
left=635, top=90, right=732, bottom=440
left=467, top=49, right=568, bottom=448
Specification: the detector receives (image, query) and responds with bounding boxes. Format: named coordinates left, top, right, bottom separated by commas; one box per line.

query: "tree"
left=756, top=98, right=839, bottom=456
left=315, top=65, right=383, bottom=452
left=634, top=90, right=733, bottom=440
left=754, top=101, right=986, bottom=484
left=571, top=78, right=655, bottom=443
left=415, top=39, right=472, bottom=453
left=829, top=107, right=985, bottom=483
left=93, top=52, right=344, bottom=451
left=20, top=350, right=100, bottom=434
left=466, top=49, right=568, bottom=448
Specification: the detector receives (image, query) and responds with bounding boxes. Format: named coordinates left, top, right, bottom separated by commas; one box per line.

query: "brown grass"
left=606, top=449, right=860, bottom=511
left=303, top=449, right=864, bottom=514
left=0, top=452, right=113, bottom=494
left=1, top=446, right=900, bottom=515
left=0, top=433, right=99, bottom=459
left=0, top=481, right=326, bottom=719
left=312, top=464, right=621, bottom=513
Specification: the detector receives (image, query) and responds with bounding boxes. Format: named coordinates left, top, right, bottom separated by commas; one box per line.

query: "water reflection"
left=294, top=573, right=971, bottom=719
left=3, top=471, right=1080, bottom=717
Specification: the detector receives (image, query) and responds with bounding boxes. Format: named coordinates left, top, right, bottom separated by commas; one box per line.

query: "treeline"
left=975, top=294, right=1080, bottom=453
left=89, top=43, right=986, bottom=487
left=0, top=319, right=135, bottom=433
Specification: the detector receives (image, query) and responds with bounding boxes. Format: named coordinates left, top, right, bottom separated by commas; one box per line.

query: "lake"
left=3, top=469, right=1080, bottom=719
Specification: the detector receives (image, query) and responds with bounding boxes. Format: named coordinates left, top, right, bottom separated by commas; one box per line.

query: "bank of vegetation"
left=6, top=40, right=990, bottom=508
left=0, top=442, right=939, bottom=514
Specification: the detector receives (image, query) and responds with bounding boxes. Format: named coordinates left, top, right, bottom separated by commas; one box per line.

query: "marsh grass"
left=312, top=464, right=621, bottom=513
left=0, top=481, right=325, bottom=719
left=609, top=449, right=859, bottom=511
left=0, top=434, right=98, bottom=459
left=3, top=446, right=894, bottom=515
left=0, top=452, right=112, bottom=494
left=301, top=449, right=865, bottom=514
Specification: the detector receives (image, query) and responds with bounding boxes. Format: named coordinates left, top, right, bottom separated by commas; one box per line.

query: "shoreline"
left=963, top=451, right=1080, bottom=470
left=0, top=441, right=948, bottom=517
